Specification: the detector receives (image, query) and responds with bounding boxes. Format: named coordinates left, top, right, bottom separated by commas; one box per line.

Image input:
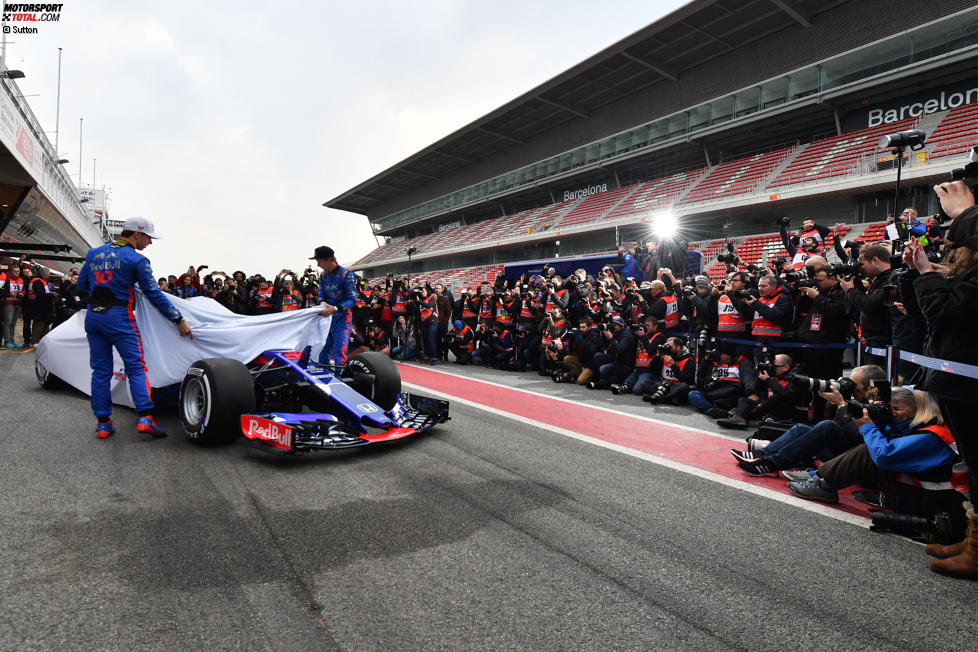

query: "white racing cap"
left=123, top=216, right=161, bottom=238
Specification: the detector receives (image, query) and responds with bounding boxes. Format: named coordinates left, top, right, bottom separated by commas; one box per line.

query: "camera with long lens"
left=551, top=369, right=573, bottom=384
left=728, top=288, right=759, bottom=301
left=717, top=242, right=738, bottom=265
left=831, top=261, right=862, bottom=278
left=871, top=511, right=957, bottom=544
left=840, top=399, right=893, bottom=425
left=783, top=270, right=802, bottom=284
left=791, top=374, right=856, bottom=398
left=656, top=343, right=672, bottom=355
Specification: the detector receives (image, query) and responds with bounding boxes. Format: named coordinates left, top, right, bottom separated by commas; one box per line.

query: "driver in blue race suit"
left=76, top=217, right=193, bottom=439
left=311, top=245, right=357, bottom=366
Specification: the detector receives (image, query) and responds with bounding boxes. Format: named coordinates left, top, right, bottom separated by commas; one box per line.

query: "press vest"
left=717, top=294, right=746, bottom=332
left=5, top=277, right=24, bottom=304
left=662, top=294, right=679, bottom=328
left=752, top=289, right=786, bottom=337
left=896, top=424, right=970, bottom=496
left=256, top=287, right=274, bottom=309
left=662, top=356, right=691, bottom=384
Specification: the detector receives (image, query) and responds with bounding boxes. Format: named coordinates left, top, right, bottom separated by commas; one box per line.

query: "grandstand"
left=325, top=1, right=978, bottom=286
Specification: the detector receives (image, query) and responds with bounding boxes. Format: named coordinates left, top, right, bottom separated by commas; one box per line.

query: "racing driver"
left=312, top=245, right=357, bottom=366
left=76, top=217, right=193, bottom=439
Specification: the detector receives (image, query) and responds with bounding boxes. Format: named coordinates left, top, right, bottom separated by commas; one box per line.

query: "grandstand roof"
left=324, top=0, right=848, bottom=216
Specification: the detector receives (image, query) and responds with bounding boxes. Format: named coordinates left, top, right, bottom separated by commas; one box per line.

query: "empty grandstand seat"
left=605, top=169, right=705, bottom=220
left=926, top=103, right=978, bottom=159
left=679, top=148, right=792, bottom=204
left=768, top=118, right=920, bottom=188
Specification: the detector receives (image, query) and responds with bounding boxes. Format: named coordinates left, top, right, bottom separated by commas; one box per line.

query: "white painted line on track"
left=404, top=380, right=872, bottom=529
left=398, top=362, right=745, bottom=443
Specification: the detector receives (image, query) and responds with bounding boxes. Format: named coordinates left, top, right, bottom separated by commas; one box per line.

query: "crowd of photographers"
left=342, top=177, right=978, bottom=577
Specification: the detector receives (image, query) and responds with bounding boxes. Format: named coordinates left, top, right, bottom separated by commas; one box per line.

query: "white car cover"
left=35, top=292, right=332, bottom=408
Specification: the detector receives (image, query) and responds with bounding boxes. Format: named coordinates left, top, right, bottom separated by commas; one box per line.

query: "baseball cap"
left=694, top=275, right=710, bottom=285
left=611, top=315, right=625, bottom=326
left=123, top=216, right=161, bottom=238
left=454, top=320, right=462, bottom=330
left=310, top=246, right=335, bottom=260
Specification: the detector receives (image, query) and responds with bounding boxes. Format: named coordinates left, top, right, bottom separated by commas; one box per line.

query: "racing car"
left=38, top=349, right=450, bottom=453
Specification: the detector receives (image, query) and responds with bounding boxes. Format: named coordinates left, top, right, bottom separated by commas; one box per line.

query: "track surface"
left=1, top=349, right=975, bottom=650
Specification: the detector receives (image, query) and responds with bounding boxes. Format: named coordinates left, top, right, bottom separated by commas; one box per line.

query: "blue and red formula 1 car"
left=177, top=351, right=449, bottom=452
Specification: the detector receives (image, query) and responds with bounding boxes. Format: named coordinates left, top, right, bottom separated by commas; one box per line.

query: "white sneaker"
left=747, top=438, right=771, bottom=452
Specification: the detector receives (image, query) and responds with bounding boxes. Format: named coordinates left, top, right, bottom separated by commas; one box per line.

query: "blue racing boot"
left=96, top=420, right=115, bottom=439
left=136, top=416, right=167, bottom=437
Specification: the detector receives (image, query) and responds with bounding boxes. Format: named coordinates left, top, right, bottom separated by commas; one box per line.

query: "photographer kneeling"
left=642, top=336, right=694, bottom=405
left=588, top=316, right=635, bottom=390
left=716, top=353, right=809, bottom=429
left=688, top=343, right=757, bottom=417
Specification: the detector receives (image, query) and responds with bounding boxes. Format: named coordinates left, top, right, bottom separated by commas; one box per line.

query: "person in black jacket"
left=588, top=316, right=636, bottom=389
left=717, top=354, right=811, bottom=429
left=908, top=180, right=978, bottom=528
left=840, top=242, right=895, bottom=367
left=794, top=266, right=851, bottom=382
left=644, top=336, right=695, bottom=405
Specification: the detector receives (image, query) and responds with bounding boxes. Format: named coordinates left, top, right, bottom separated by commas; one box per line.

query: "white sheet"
left=35, top=293, right=331, bottom=408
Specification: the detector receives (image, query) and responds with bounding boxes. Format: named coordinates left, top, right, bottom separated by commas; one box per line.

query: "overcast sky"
left=8, top=0, right=687, bottom=277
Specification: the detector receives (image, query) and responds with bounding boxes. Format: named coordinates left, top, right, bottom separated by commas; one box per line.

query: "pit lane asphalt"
left=2, top=349, right=976, bottom=650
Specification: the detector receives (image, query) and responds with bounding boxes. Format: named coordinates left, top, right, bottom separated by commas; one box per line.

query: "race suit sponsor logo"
left=243, top=417, right=293, bottom=449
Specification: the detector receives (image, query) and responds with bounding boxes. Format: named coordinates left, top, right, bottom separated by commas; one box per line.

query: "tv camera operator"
left=716, top=353, right=810, bottom=429
left=688, top=341, right=757, bottom=417
left=642, top=336, right=695, bottom=405
left=839, top=242, right=896, bottom=367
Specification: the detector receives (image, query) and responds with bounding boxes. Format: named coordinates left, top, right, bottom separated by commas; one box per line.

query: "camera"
left=656, top=343, right=672, bottom=355
left=881, top=282, right=900, bottom=308
left=870, top=511, right=957, bottom=544
left=777, top=216, right=791, bottom=228
left=783, top=270, right=801, bottom=284
left=831, top=261, right=862, bottom=277
left=728, top=288, right=759, bottom=300
left=643, top=380, right=672, bottom=404
left=717, top=242, right=738, bottom=265
left=755, top=362, right=773, bottom=375
left=791, top=375, right=856, bottom=398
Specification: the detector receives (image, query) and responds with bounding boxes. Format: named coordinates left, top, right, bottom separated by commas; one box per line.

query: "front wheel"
left=342, top=352, right=401, bottom=410
left=180, top=358, right=256, bottom=445
left=35, top=359, right=66, bottom=389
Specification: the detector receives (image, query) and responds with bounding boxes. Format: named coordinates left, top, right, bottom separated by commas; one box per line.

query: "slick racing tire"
left=35, top=359, right=66, bottom=389
left=180, top=358, right=256, bottom=445
left=343, top=351, right=401, bottom=410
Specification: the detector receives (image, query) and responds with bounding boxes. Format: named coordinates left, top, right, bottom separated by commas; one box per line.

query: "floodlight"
left=652, top=211, right=679, bottom=240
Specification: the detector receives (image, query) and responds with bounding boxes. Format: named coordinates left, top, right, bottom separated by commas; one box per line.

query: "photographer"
left=688, top=343, right=756, bottom=417
left=494, top=288, right=518, bottom=333
left=794, top=265, right=850, bottom=384
left=538, top=306, right=569, bottom=374
left=252, top=277, right=276, bottom=314
left=487, top=323, right=516, bottom=369
left=450, top=319, right=475, bottom=365
left=612, top=316, right=664, bottom=397
left=904, top=178, right=978, bottom=578
left=647, top=275, right=681, bottom=333
left=831, top=223, right=862, bottom=263
left=840, top=243, right=895, bottom=366
left=55, top=268, right=84, bottom=327
left=780, top=218, right=829, bottom=269
left=227, top=271, right=251, bottom=314
left=716, top=353, right=809, bottom=429
left=709, top=271, right=754, bottom=340
left=390, top=314, right=419, bottom=361
left=458, top=286, right=479, bottom=330
left=886, top=207, right=927, bottom=253
left=787, top=390, right=967, bottom=546
left=416, top=286, right=440, bottom=364
left=643, top=336, right=695, bottom=405
left=730, top=364, right=886, bottom=474
left=552, top=319, right=601, bottom=385
left=588, top=315, right=635, bottom=390
left=434, top=283, right=453, bottom=361
left=742, top=275, right=793, bottom=344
